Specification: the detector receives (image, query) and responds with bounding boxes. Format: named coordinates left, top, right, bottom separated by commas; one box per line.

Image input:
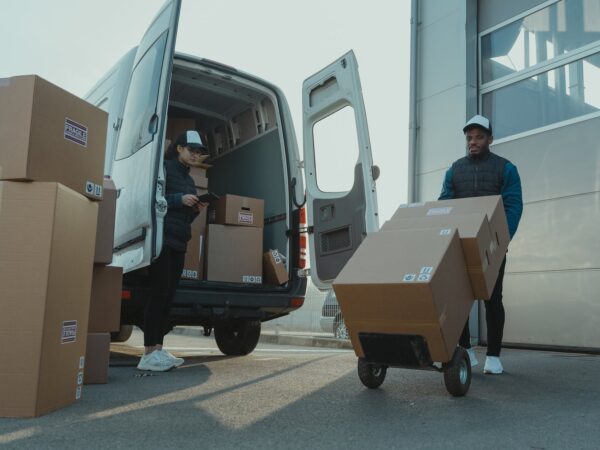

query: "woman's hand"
left=182, top=194, right=199, bottom=208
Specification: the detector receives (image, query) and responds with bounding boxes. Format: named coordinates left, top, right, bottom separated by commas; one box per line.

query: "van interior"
left=166, top=58, right=291, bottom=286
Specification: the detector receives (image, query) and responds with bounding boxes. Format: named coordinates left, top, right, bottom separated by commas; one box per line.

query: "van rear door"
left=110, top=0, right=182, bottom=272
left=302, top=51, right=379, bottom=290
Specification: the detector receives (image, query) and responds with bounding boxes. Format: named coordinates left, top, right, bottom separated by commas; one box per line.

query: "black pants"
left=143, top=245, right=185, bottom=347
left=459, top=257, right=507, bottom=357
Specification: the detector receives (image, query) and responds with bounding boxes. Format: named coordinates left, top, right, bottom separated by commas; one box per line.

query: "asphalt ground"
left=1, top=330, right=599, bottom=449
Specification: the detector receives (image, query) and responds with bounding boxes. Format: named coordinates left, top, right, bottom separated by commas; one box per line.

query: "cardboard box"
left=205, top=224, right=263, bottom=284
left=390, top=196, right=509, bottom=294
left=0, top=75, right=107, bottom=200
left=166, top=118, right=197, bottom=141
left=84, top=333, right=110, bottom=385
left=94, top=178, right=117, bottom=264
left=212, top=194, right=264, bottom=228
left=0, top=182, right=98, bottom=417
left=88, top=265, right=123, bottom=333
left=263, top=249, right=289, bottom=285
left=381, top=213, right=497, bottom=299
left=190, top=166, right=209, bottom=189
left=182, top=208, right=208, bottom=280
left=333, top=228, right=474, bottom=363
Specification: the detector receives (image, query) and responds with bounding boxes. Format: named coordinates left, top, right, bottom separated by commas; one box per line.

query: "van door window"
left=312, top=105, right=360, bottom=192
left=115, top=32, right=168, bottom=160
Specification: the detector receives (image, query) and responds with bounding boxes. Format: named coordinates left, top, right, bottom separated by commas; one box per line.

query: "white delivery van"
left=85, top=0, right=379, bottom=354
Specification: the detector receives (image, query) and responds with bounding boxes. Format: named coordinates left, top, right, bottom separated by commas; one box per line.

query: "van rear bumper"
left=120, top=275, right=307, bottom=327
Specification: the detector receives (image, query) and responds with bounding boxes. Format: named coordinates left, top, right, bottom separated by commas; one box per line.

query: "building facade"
left=410, top=0, right=600, bottom=350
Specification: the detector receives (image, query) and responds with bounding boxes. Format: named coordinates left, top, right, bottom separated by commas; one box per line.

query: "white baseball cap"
left=463, top=115, right=492, bottom=134
left=175, top=130, right=207, bottom=151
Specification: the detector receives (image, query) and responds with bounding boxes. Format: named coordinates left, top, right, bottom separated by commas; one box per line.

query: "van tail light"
left=291, top=297, right=304, bottom=308
left=121, top=290, right=132, bottom=300
left=298, top=207, right=308, bottom=269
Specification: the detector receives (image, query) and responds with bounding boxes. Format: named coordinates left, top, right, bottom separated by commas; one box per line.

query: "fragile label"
left=398, top=202, right=425, bottom=208
left=61, top=320, right=77, bottom=344
left=439, top=228, right=452, bottom=236
left=77, top=371, right=84, bottom=386
left=420, top=266, right=433, bottom=274
left=402, top=274, right=416, bottom=282
left=85, top=181, right=102, bottom=198
left=271, top=250, right=283, bottom=264
left=182, top=269, right=198, bottom=278
left=427, top=207, right=453, bottom=216
left=75, top=386, right=82, bottom=400
left=64, top=118, right=88, bottom=147
left=242, top=275, right=262, bottom=284
left=238, top=211, right=254, bottom=225
left=79, top=356, right=85, bottom=370
left=417, top=273, right=431, bottom=282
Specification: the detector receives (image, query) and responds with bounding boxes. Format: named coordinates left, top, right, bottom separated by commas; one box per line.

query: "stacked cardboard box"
left=206, top=194, right=264, bottom=283
left=333, top=196, right=509, bottom=364
left=263, top=249, right=289, bottom=286
left=0, top=75, right=107, bottom=417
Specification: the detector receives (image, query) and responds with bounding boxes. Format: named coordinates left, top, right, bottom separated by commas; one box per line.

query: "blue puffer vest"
left=451, top=151, right=508, bottom=198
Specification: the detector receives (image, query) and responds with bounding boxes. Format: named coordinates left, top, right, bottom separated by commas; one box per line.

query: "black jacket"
left=163, top=159, right=198, bottom=252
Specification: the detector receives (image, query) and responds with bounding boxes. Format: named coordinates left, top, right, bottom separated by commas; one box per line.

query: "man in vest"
left=439, top=114, right=523, bottom=374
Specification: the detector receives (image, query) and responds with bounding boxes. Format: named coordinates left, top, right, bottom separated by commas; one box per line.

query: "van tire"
left=214, top=320, right=261, bottom=356
left=110, top=325, right=134, bottom=343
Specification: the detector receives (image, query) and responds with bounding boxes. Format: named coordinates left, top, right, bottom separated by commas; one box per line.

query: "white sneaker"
left=160, top=349, right=184, bottom=367
left=137, top=350, right=176, bottom=372
left=466, top=348, right=479, bottom=367
left=484, top=356, right=503, bottom=374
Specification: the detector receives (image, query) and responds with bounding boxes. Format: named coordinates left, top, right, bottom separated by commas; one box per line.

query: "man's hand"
left=182, top=194, right=199, bottom=207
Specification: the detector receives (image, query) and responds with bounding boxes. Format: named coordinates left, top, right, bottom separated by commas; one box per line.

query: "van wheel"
left=358, top=358, right=387, bottom=389
left=110, top=325, right=134, bottom=343
left=214, top=321, right=261, bottom=356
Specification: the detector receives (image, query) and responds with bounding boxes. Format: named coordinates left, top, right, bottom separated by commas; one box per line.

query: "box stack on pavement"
left=206, top=194, right=264, bottom=284
left=0, top=75, right=107, bottom=417
left=333, top=196, right=509, bottom=364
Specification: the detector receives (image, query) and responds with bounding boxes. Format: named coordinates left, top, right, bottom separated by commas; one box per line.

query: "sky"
left=0, top=0, right=411, bottom=222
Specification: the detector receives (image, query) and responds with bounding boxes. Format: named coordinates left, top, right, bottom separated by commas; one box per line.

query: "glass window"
left=115, top=32, right=168, bottom=160
left=482, top=53, right=600, bottom=138
left=482, top=0, right=600, bottom=84
left=312, top=106, right=360, bottom=193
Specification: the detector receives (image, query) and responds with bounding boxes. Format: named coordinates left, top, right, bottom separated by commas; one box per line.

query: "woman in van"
left=137, top=130, right=207, bottom=372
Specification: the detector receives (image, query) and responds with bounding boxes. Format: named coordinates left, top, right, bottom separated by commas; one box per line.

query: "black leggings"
left=143, top=246, right=185, bottom=347
left=459, top=257, right=507, bottom=357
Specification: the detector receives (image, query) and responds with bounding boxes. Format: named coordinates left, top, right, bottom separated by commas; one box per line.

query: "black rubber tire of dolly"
left=357, top=357, right=387, bottom=389
left=214, top=320, right=261, bottom=356
left=443, top=347, right=471, bottom=397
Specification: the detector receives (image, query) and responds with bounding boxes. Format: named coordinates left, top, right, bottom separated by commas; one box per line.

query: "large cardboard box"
left=333, top=228, right=474, bottom=363
left=205, top=224, right=263, bottom=284
left=0, top=75, right=107, bottom=200
left=88, top=265, right=123, bottom=333
left=84, top=333, right=110, bottom=385
left=94, top=178, right=117, bottom=264
left=182, top=208, right=208, bottom=280
left=263, top=249, right=289, bottom=285
left=381, top=213, right=496, bottom=299
left=0, top=182, right=98, bottom=417
left=211, top=194, right=264, bottom=228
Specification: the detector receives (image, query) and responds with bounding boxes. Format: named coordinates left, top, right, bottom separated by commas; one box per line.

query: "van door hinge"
left=113, top=117, right=123, bottom=131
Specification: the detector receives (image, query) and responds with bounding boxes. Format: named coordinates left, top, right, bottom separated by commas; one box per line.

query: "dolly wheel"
left=443, top=347, right=471, bottom=397
left=357, top=358, right=387, bottom=389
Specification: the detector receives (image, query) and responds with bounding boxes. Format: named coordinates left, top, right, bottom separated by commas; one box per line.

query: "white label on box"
left=77, top=371, right=84, bottom=386
left=417, top=273, right=431, bottom=282
left=61, top=320, right=77, bottom=344
left=420, top=266, right=433, bottom=274
left=439, top=228, right=452, bottom=236
left=85, top=181, right=95, bottom=196
left=64, top=118, right=88, bottom=147
left=427, top=207, right=453, bottom=216
left=238, top=211, right=254, bottom=225
left=398, top=202, right=425, bottom=208
left=242, top=275, right=262, bottom=284
left=94, top=184, right=103, bottom=197
left=79, top=356, right=85, bottom=370
left=75, top=386, right=82, bottom=400
left=403, top=274, right=416, bottom=282
left=182, top=269, right=198, bottom=278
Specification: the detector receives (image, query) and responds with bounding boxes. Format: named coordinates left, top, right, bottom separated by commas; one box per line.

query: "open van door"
left=303, top=51, right=379, bottom=290
left=110, top=0, right=181, bottom=272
